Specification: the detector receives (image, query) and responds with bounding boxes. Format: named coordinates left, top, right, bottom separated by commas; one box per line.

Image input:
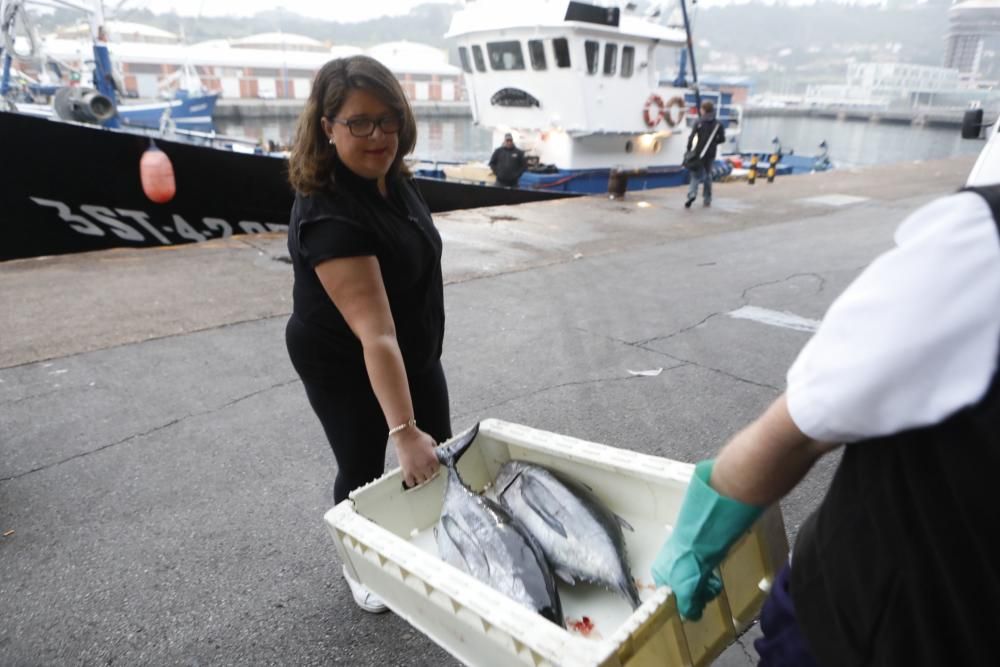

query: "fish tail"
left=621, top=579, right=643, bottom=610
left=435, top=423, right=480, bottom=467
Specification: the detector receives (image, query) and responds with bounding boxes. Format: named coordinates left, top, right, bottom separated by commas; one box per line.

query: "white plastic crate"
left=323, top=419, right=788, bottom=667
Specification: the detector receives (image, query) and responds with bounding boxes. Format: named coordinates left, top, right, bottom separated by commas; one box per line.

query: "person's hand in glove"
left=650, top=459, right=762, bottom=620
left=650, top=396, right=837, bottom=621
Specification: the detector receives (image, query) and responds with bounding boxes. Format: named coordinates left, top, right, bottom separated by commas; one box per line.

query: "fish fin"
left=616, top=513, right=635, bottom=533
left=521, top=476, right=568, bottom=538
left=436, top=423, right=480, bottom=468
left=441, top=515, right=489, bottom=576
left=495, top=465, right=523, bottom=498
left=555, top=567, right=577, bottom=586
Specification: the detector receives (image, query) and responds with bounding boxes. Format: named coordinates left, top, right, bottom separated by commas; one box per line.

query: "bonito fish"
left=493, top=461, right=642, bottom=610
left=434, top=424, right=563, bottom=626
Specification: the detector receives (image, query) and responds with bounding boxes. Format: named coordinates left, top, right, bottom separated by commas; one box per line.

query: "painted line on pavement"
left=727, top=306, right=820, bottom=332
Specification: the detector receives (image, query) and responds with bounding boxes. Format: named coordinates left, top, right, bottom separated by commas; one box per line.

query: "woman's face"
left=322, top=88, right=400, bottom=184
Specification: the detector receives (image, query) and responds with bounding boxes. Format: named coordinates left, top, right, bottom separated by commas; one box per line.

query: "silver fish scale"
left=439, top=482, right=540, bottom=609
left=435, top=426, right=563, bottom=625
left=494, top=461, right=641, bottom=609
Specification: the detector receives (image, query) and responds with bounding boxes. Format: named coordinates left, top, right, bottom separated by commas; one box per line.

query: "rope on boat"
left=2, top=1, right=38, bottom=59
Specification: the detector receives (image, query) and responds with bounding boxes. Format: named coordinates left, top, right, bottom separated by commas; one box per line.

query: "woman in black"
left=285, top=56, right=451, bottom=613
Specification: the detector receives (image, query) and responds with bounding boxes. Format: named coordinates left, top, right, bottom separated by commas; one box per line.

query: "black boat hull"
left=1, top=112, right=577, bottom=262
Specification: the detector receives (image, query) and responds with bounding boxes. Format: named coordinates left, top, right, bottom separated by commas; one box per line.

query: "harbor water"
left=216, top=114, right=983, bottom=168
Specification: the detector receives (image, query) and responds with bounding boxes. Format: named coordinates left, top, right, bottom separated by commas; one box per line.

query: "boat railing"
left=683, top=90, right=742, bottom=139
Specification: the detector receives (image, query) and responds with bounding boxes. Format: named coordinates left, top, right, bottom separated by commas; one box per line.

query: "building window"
left=553, top=38, right=571, bottom=68
left=528, top=39, right=546, bottom=70
left=487, top=41, right=525, bottom=70
left=458, top=47, right=473, bottom=74
left=472, top=45, right=486, bottom=72
left=621, top=45, right=634, bottom=77
left=585, top=40, right=599, bottom=74
left=603, top=43, right=617, bottom=75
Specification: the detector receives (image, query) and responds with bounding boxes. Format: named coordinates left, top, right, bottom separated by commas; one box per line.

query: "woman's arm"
left=314, top=255, right=439, bottom=488
left=711, top=394, right=840, bottom=507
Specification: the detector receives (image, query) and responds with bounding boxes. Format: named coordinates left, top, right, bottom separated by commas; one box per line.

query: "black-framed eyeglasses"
left=330, top=114, right=403, bottom=138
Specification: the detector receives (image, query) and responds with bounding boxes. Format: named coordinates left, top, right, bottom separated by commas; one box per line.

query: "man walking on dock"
left=489, top=133, right=527, bottom=188
left=684, top=101, right=725, bottom=208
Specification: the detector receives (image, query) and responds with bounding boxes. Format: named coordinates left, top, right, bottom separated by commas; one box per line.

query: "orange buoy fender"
left=140, top=144, right=176, bottom=204
left=642, top=94, right=665, bottom=128
left=662, top=96, right=686, bottom=128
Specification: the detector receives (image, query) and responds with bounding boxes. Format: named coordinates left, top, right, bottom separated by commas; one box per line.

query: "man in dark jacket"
left=684, top=101, right=725, bottom=208
left=489, top=133, right=527, bottom=188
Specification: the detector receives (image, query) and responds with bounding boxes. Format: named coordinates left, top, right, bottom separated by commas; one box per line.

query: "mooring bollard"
left=747, top=154, right=758, bottom=185
left=767, top=153, right=779, bottom=183
left=608, top=168, right=629, bottom=199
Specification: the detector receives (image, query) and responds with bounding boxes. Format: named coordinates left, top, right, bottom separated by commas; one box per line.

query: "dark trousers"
left=286, top=319, right=452, bottom=503
left=754, top=563, right=819, bottom=667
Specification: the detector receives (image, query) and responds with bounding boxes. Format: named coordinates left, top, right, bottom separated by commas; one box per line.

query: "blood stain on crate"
left=566, top=616, right=600, bottom=638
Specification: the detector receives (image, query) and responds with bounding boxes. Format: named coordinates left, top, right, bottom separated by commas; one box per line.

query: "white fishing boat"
left=424, top=0, right=743, bottom=193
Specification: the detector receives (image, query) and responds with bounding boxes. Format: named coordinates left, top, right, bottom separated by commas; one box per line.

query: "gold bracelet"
left=388, top=417, right=416, bottom=436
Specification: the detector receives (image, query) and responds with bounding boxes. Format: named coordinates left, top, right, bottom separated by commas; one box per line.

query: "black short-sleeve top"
left=287, top=155, right=444, bottom=375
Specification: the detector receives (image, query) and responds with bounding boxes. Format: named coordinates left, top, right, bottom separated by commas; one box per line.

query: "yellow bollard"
left=747, top=154, right=758, bottom=185
left=767, top=153, right=778, bottom=183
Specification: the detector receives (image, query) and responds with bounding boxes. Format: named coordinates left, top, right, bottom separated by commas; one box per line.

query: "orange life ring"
left=662, top=96, right=686, bottom=128
left=642, top=94, right=665, bottom=128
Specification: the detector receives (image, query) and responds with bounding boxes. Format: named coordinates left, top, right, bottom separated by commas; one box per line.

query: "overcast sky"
left=123, top=0, right=461, bottom=21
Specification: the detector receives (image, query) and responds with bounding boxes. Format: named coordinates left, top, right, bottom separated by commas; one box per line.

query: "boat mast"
left=1, top=0, right=25, bottom=100
left=678, top=0, right=702, bottom=116
left=88, top=0, right=119, bottom=126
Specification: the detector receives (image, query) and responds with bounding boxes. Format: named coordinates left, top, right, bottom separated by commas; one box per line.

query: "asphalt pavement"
left=0, top=154, right=977, bottom=666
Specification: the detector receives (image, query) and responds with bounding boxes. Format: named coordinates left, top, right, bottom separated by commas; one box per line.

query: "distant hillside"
left=691, top=2, right=950, bottom=67
left=33, top=3, right=457, bottom=48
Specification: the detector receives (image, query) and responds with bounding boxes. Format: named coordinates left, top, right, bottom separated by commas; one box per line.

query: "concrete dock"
left=0, top=154, right=978, bottom=666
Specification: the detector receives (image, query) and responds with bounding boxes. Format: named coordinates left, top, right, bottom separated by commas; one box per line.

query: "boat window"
left=621, top=46, right=634, bottom=77
left=528, top=40, right=547, bottom=70
left=472, top=45, right=487, bottom=72
left=585, top=40, right=599, bottom=75
left=487, top=41, right=526, bottom=71
left=603, top=43, right=618, bottom=75
left=458, top=47, right=473, bottom=74
left=553, top=38, right=571, bottom=68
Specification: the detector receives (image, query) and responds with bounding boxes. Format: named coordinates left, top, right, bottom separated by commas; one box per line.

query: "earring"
left=328, top=137, right=334, bottom=145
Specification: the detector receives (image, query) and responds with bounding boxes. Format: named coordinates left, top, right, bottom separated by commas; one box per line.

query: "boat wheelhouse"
left=445, top=0, right=741, bottom=192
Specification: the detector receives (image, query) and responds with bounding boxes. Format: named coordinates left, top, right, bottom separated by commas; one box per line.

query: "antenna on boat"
left=1, top=0, right=34, bottom=103
left=678, top=0, right=702, bottom=117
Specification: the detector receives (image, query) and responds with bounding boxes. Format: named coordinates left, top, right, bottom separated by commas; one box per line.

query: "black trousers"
left=286, top=317, right=452, bottom=503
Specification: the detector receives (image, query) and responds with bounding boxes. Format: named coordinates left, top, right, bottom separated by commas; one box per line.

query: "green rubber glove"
left=651, top=459, right=763, bottom=621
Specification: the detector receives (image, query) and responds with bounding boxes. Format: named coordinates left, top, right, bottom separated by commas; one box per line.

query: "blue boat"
left=1, top=0, right=217, bottom=132
left=117, top=89, right=219, bottom=132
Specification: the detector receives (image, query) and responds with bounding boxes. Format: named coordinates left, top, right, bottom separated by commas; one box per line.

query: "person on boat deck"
left=684, top=101, right=725, bottom=208
left=285, top=55, right=451, bottom=614
left=489, top=133, right=527, bottom=188
left=651, top=177, right=1000, bottom=665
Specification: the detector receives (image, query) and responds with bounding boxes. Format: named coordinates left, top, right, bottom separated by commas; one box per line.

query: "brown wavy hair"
left=288, top=55, right=416, bottom=194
